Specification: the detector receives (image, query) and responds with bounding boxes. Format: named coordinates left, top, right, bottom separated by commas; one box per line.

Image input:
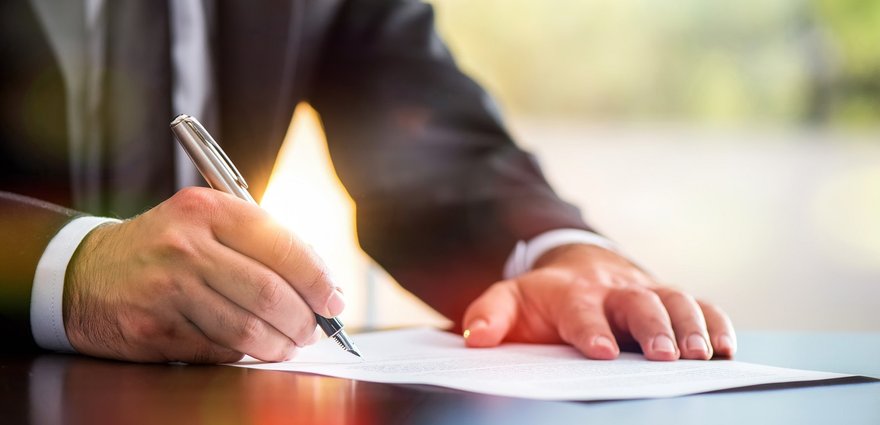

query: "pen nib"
left=333, top=332, right=364, bottom=360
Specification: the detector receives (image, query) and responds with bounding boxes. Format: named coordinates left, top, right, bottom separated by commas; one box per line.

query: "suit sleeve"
left=308, top=0, right=593, bottom=327
left=0, top=192, right=80, bottom=353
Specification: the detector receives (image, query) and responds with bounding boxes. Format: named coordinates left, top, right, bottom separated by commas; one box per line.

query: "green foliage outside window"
left=429, top=0, right=880, bottom=129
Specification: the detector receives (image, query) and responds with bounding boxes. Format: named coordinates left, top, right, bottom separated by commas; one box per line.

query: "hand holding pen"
left=171, top=114, right=361, bottom=359
left=59, top=118, right=357, bottom=364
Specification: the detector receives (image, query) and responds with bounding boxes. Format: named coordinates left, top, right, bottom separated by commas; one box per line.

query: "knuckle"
left=270, top=231, right=297, bottom=267
left=575, top=271, right=606, bottom=287
left=293, top=317, right=318, bottom=345
left=303, top=265, right=330, bottom=294
left=280, top=341, right=298, bottom=360
left=253, top=273, right=284, bottom=313
left=300, top=266, right=335, bottom=309
left=564, top=295, right=602, bottom=316
left=640, top=316, right=671, bottom=332
left=174, top=186, right=213, bottom=206
left=169, top=187, right=217, bottom=218
left=640, top=289, right=663, bottom=305
left=270, top=234, right=334, bottom=302
left=233, top=315, right=264, bottom=347
left=561, top=320, right=600, bottom=347
left=661, top=290, right=696, bottom=307
left=563, top=283, right=602, bottom=304
left=222, top=350, right=246, bottom=363
left=627, top=266, right=650, bottom=282
left=619, top=285, right=658, bottom=302
left=189, top=343, right=221, bottom=364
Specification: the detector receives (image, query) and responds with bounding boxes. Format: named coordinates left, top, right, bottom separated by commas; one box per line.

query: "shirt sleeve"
left=31, top=216, right=121, bottom=352
left=503, top=229, right=621, bottom=279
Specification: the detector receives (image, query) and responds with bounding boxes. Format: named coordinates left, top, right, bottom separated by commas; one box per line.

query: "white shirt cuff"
left=31, top=216, right=121, bottom=352
left=503, top=228, right=620, bottom=279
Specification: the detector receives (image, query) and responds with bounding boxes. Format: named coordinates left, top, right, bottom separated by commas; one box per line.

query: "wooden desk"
left=2, top=332, right=877, bottom=424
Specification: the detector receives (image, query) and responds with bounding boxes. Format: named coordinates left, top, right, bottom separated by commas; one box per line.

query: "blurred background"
left=261, top=0, right=880, bottom=332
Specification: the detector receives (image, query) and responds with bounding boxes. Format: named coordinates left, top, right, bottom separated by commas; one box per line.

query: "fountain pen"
left=170, top=114, right=362, bottom=359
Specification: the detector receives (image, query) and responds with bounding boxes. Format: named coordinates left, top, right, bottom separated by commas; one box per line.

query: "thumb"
left=462, top=280, right=519, bottom=348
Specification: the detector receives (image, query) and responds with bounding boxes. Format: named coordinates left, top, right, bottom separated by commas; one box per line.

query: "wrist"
left=533, top=243, right=611, bottom=269
left=63, top=221, right=121, bottom=350
left=532, top=243, right=649, bottom=285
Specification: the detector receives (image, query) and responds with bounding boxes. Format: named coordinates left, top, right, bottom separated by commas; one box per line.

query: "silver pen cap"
left=170, top=114, right=255, bottom=203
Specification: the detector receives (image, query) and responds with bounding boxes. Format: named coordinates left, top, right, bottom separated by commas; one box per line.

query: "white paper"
left=230, top=327, right=850, bottom=401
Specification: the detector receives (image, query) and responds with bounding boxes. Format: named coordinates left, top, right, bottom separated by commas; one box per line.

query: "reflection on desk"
left=26, top=356, right=375, bottom=425
left=1, top=332, right=878, bottom=425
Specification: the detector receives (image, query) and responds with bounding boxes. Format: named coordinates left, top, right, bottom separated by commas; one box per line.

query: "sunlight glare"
left=259, top=104, right=449, bottom=330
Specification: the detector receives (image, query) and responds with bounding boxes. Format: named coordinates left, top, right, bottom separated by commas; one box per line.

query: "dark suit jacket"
left=0, top=0, right=592, bottom=352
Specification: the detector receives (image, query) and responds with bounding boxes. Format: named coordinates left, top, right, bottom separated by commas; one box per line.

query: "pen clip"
left=184, top=119, right=249, bottom=190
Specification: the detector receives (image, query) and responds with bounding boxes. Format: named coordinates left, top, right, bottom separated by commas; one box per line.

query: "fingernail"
left=719, top=334, right=736, bottom=354
left=593, top=336, right=614, bottom=351
left=686, top=334, right=709, bottom=354
left=652, top=335, right=676, bottom=354
left=464, top=319, right=488, bottom=339
left=327, top=288, right=346, bottom=317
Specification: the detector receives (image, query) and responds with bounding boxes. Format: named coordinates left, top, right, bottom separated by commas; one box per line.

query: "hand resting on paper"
left=462, top=244, right=736, bottom=361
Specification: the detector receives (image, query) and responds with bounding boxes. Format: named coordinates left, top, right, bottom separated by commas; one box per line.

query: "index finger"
left=210, top=193, right=343, bottom=318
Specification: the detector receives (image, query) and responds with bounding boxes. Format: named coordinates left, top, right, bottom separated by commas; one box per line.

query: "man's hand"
left=64, top=187, right=344, bottom=363
left=462, top=244, right=735, bottom=360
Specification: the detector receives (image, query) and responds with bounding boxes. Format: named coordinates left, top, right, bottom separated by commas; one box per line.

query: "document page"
left=230, top=328, right=850, bottom=401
